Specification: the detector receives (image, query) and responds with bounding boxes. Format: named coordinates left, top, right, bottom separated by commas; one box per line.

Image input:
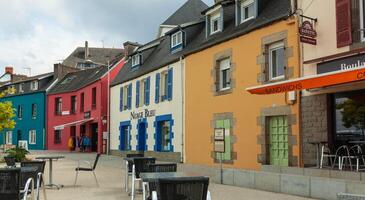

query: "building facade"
left=46, top=59, right=124, bottom=153
left=184, top=0, right=300, bottom=170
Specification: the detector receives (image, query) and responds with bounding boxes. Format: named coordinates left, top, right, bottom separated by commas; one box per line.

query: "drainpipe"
left=180, top=56, right=185, bottom=163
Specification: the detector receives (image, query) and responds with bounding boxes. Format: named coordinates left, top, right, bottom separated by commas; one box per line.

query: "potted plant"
left=5, top=147, right=30, bottom=162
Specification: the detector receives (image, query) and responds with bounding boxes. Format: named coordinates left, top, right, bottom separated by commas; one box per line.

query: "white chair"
left=320, top=145, right=335, bottom=169
left=22, top=178, right=34, bottom=200
left=348, top=145, right=365, bottom=171
left=334, top=145, right=352, bottom=170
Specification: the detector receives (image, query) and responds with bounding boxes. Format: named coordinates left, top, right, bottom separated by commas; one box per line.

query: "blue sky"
left=0, top=0, right=214, bottom=76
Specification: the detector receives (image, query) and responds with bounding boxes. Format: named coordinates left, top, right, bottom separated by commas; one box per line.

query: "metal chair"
left=145, top=163, right=178, bottom=199
left=0, top=168, right=21, bottom=200
left=348, top=145, right=365, bottom=171
left=320, top=144, right=336, bottom=169
left=74, top=154, right=101, bottom=187
left=125, top=153, right=144, bottom=192
left=5, top=156, right=16, bottom=168
left=131, top=157, right=155, bottom=200
left=333, top=145, right=352, bottom=170
left=152, top=176, right=211, bottom=200
left=21, top=161, right=47, bottom=200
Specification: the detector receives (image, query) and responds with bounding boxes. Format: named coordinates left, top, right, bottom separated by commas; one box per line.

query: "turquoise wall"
left=0, top=92, right=46, bottom=150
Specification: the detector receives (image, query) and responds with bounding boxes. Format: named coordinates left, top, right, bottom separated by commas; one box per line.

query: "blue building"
left=0, top=72, right=55, bottom=150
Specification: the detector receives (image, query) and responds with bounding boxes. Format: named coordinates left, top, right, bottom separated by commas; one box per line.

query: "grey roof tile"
left=162, top=0, right=209, bottom=26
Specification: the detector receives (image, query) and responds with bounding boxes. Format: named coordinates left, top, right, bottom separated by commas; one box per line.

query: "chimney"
left=123, top=41, right=140, bottom=58
left=85, top=41, right=89, bottom=60
left=5, top=66, right=13, bottom=74
left=54, top=64, right=80, bottom=81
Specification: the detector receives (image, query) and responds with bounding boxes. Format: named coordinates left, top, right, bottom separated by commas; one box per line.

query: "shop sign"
left=214, top=128, right=225, bottom=153
left=62, top=111, right=70, bottom=116
left=84, top=111, right=91, bottom=119
left=299, top=21, right=317, bottom=45
left=130, top=109, right=156, bottom=120
left=317, top=53, right=365, bottom=74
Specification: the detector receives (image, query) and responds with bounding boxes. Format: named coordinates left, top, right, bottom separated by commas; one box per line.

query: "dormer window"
left=171, top=31, right=183, bottom=52
left=30, top=81, right=38, bottom=91
left=131, top=54, right=141, bottom=68
left=210, top=11, right=222, bottom=34
left=240, top=0, right=256, bottom=23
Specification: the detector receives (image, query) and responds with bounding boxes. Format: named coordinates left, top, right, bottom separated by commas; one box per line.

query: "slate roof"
left=161, top=0, right=208, bottom=26
left=62, top=47, right=124, bottom=68
left=48, top=66, right=108, bottom=95
left=112, top=0, right=291, bottom=86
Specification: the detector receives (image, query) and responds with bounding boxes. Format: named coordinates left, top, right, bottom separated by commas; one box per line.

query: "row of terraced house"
left=1, top=0, right=365, bottom=172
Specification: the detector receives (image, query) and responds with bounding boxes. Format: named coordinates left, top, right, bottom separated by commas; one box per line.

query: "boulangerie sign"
left=317, top=53, right=365, bottom=74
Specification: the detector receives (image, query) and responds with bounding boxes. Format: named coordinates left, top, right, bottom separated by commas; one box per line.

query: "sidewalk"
left=28, top=151, right=314, bottom=200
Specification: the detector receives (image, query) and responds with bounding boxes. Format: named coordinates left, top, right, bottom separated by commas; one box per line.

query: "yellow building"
left=184, top=0, right=301, bottom=170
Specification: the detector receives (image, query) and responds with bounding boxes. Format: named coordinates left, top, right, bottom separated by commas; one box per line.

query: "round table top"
left=35, top=155, right=65, bottom=160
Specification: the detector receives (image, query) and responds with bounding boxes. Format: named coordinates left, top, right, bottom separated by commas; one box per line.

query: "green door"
left=269, top=116, right=289, bottom=166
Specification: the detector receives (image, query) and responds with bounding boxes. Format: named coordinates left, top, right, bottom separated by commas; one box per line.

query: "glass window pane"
left=271, top=50, right=277, bottom=78
left=276, top=47, right=285, bottom=77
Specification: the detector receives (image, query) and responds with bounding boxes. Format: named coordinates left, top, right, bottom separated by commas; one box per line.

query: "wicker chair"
left=152, top=176, right=210, bottom=200
left=131, top=157, right=155, bottom=200
left=125, top=153, right=144, bottom=192
left=0, top=168, right=21, bottom=200
left=21, top=161, right=46, bottom=200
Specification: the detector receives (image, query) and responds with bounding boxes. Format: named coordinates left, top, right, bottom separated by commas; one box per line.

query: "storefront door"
left=269, top=116, right=289, bottom=166
left=91, top=123, right=98, bottom=152
left=137, top=122, right=146, bottom=151
left=119, top=124, right=130, bottom=151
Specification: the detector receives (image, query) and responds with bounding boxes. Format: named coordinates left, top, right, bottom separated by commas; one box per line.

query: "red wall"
left=46, top=59, right=125, bottom=153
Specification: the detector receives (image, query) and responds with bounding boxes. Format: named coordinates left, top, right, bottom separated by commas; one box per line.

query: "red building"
left=46, top=58, right=125, bottom=153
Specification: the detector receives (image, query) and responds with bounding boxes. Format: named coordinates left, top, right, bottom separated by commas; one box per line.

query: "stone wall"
left=301, top=94, right=328, bottom=166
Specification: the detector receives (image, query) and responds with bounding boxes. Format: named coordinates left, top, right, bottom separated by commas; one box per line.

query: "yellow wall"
left=185, top=19, right=301, bottom=170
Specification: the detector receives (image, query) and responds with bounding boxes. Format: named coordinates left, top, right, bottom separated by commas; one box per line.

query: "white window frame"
left=29, top=130, right=36, bottom=145
left=269, top=42, right=285, bottom=81
left=30, top=81, right=38, bottom=91
left=171, top=31, right=183, bottom=48
left=360, top=0, right=365, bottom=42
left=219, top=58, right=231, bottom=91
left=19, top=83, right=24, bottom=93
left=131, top=54, right=140, bottom=67
left=5, top=131, right=12, bottom=145
left=241, top=0, right=255, bottom=23
left=210, top=11, right=221, bottom=35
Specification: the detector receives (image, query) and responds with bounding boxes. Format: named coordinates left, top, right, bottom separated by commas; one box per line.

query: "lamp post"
left=85, top=59, right=111, bottom=155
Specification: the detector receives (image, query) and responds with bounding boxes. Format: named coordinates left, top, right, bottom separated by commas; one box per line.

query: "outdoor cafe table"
left=35, top=155, right=65, bottom=189
left=139, top=172, right=206, bottom=200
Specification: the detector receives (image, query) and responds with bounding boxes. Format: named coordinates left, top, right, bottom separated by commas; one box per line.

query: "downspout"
left=180, top=56, right=185, bottom=163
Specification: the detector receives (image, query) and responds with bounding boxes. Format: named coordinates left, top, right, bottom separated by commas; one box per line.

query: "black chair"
left=125, top=153, right=144, bottom=192
left=21, top=161, right=46, bottom=200
left=0, top=168, right=21, bottom=200
left=4, top=156, right=16, bottom=167
left=152, top=177, right=210, bottom=200
left=131, top=157, right=156, bottom=199
left=146, top=163, right=177, bottom=199
left=74, top=154, right=101, bottom=187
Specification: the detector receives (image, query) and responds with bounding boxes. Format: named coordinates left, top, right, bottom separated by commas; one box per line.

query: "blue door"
left=137, top=122, right=146, bottom=151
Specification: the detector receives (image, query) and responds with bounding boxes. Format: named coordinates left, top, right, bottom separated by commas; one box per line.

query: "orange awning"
left=246, top=67, right=365, bottom=95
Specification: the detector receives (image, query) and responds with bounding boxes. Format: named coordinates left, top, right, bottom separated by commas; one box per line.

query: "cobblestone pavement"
left=23, top=151, right=315, bottom=200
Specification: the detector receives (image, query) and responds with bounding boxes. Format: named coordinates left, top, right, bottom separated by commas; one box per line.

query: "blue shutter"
left=127, top=84, right=132, bottom=109
left=119, top=87, right=123, bottom=111
left=136, top=81, right=140, bottom=108
left=155, top=73, right=160, bottom=104
left=167, top=68, right=173, bottom=101
left=145, top=77, right=150, bottom=105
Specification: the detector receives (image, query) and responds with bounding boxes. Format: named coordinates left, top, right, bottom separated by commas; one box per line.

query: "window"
left=19, top=83, right=24, bottom=93
left=241, top=0, right=255, bottom=23
left=215, top=119, right=232, bottom=160
left=71, top=96, right=77, bottom=114
left=219, top=58, right=231, bottom=91
left=80, top=93, right=84, bottom=112
left=55, top=97, right=62, bottom=115
left=156, top=69, right=173, bottom=103
left=18, top=105, right=23, bottom=119
left=160, top=71, right=168, bottom=102
left=92, top=87, right=97, bottom=109
left=5, top=131, right=12, bottom=145
left=31, top=104, right=37, bottom=119
left=123, top=86, right=128, bottom=110
left=136, top=78, right=151, bottom=107
left=120, top=85, right=132, bottom=111
left=61, top=75, right=76, bottom=84
left=132, top=54, right=140, bottom=67
left=360, top=0, right=365, bottom=41
left=30, top=81, right=38, bottom=91
left=171, top=31, right=183, bottom=48
left=158, top=120, right=172, bottom=151
left=210, top=11, right=221, bottom=34
left=29, top=130, right=36, bottom=145
left=269, top=42, right=285, bottom=80
left=54, top=130, right=61, bottom=144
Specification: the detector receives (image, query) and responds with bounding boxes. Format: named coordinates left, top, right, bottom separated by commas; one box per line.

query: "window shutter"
left=336, top=0, right=352, bottom=48
left=235, top=2, right=241, bottom=26
left=155, top=73, right=160, bottom=104
left=136, top=81, right=140, bottom=108
left=215, top=63, right=220, bottom=91
left=127, top=84, right=132, bottom=109
left=119, top=87, right=123, bottom=111
left=145, top=77, right=150, bottom=105
left=220, top=8, right=224, bottom=31
left=206, top=15, right=210, bottom=37
left=167, top=68, right=173, bottom=101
